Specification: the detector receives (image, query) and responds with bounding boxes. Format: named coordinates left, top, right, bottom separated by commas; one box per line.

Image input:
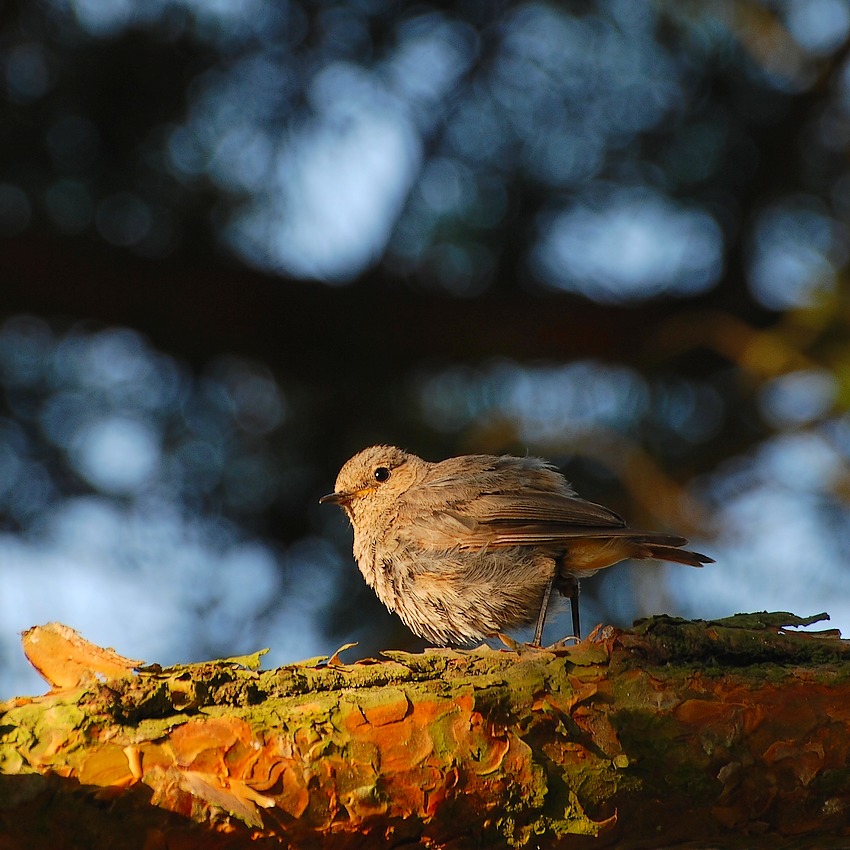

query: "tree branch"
left=1, top=615, right=849, bottom=849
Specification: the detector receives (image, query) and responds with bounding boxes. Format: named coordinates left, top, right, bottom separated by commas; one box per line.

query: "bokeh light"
left=0, top=318, right=340, bottom=696
left=1, top=0, right=850, bottom=697
left=532, top=187, right=724, bottom=301
left=748, top=198, right=847, bottom=309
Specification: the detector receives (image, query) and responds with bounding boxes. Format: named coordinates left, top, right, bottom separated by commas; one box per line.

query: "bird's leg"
left=559, top=574, right=581, bottom=640
left=532, top=573, right=555, bottom=647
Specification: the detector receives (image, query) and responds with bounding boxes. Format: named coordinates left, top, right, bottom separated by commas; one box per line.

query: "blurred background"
left=1, top=0, right=849, bottom=696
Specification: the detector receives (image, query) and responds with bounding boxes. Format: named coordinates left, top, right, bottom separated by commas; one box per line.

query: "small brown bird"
left=320, top=445, right=712, bottom=646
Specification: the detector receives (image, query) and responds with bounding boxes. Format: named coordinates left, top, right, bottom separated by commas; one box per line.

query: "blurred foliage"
left=1, top=0, right=850, bottom=694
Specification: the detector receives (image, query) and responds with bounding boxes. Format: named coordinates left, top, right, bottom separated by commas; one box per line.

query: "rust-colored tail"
left=637, top=539, right=713, bottom=568
left=550, top=533, right=712, bottom=642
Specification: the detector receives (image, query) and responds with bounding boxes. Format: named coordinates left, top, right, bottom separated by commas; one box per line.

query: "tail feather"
left=558, top=534, right=713, bottom=574
left=640, top=542, right=714, bottom=568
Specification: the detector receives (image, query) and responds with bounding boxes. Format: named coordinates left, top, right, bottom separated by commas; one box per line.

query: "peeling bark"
left=1, top=614, right=850, bottom=849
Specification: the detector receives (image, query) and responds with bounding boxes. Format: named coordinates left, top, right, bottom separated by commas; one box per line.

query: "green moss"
left=808, top=765, right=850, bottom=796
left=614, top=707, right=717, bottom=799
left=631, top=613, right=850, bottom=668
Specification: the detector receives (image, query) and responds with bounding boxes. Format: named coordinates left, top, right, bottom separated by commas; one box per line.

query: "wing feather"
left=472, top=524, right=689, bottom=548
left=398, top=452, right=686, bottom=552
left=466, top=493, right=626, bottom=527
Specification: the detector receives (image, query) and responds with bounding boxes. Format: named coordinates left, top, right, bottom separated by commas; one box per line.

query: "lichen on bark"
left=1, top=613, right=850, bottom=849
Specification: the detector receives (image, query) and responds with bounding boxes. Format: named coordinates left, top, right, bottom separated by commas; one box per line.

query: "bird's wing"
left=464, top=492, right=626, bottom=527
left=396, top=453, right=685, bottom=550
left=399, top=486, right=652, bottom=550
left=457, top=520, right=688, bottom=548
left=449, top=491, right=635, bottom=548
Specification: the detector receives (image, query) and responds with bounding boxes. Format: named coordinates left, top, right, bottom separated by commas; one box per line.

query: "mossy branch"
left=2, top=614, right=850, bottom=849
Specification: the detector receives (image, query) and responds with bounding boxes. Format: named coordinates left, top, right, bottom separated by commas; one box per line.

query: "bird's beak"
left=319, top=491, right=350, bottom=506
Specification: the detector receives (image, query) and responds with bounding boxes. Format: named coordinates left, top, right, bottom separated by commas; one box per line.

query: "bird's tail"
left=558, top=532, right=713, bottom=573
left=632, top=536, right=714, bottom=568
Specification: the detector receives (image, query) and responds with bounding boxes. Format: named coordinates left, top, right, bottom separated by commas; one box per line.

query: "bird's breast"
left=351, top=520, right=401, bottom=602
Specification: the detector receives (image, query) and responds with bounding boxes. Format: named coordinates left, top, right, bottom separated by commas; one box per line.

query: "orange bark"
left=1, top=614, right=849, bottom=849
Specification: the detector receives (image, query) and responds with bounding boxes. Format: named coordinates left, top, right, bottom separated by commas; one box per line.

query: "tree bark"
left=1, top=614, right=849, bottom=849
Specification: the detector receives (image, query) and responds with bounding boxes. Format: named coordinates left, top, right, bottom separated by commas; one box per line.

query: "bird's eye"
left=374, top=467, right=391, bottom=482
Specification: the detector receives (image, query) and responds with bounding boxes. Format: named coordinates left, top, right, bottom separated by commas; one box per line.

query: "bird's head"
left=319, top=445, right=426, bottom=524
